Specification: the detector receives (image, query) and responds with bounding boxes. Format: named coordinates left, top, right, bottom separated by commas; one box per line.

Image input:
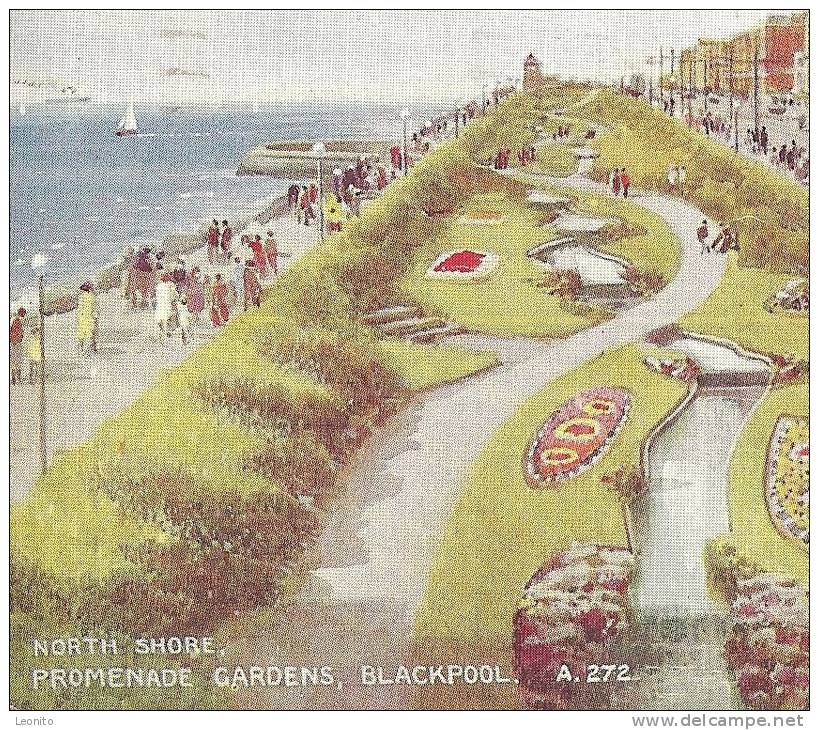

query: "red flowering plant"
left=513, top=542, right=636, bottom=709
left=724, top=573, right=809, bottom=710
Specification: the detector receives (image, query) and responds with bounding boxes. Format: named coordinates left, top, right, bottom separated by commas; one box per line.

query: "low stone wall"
left=237, top=139, right=390, bottom=178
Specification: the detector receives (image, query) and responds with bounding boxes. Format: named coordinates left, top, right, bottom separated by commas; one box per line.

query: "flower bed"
left=456, top=210, right=505, bottom=226
left=513, top=542, right=635, bottom=709
left=425, top=249, right=499, bottom=280
left=524, top=387, right=631, bottom=487
left=765, top=416, right=809, bottom=549
left=643, top=353, right=700, bottom=383
left=725, top=573, right=809, bottom=710
left=765, top=278, right=809, bottom=315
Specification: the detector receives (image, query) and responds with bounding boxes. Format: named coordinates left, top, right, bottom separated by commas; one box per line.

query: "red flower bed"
left=433, top=249, right=486, bottom=273
left=513, top=542, right=635, bottom=709
left=524, top=387, right=631, bottom=487
left=724, top=574, right=809, bottom=710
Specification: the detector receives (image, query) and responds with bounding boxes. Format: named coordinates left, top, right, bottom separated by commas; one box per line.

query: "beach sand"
left=10, top=213, right=318, bottom=503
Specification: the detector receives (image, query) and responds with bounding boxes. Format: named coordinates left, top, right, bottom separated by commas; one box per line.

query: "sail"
left=19, top=103, right=26, bottom=116
left=119, top=102, right=137, bottom=131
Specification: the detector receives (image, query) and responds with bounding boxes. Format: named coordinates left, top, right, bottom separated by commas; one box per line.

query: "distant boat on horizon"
left=116, top=101, right=138, bottom=137
left=18, top=102, right=26, bottom=116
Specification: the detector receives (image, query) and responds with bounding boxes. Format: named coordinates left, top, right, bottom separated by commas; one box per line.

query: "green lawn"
left=528, top=142, right=577, bottom=177
left=379, top=339, right=498, bottom=390
left=552, top=184, right=681, bottom=282
left=678, top=253, right=808, bottom=360
left=726, top=382, right=808, bottom=583
left=415, top=343, right=688, bottom=641
left=400, top=191, right=610, bottom=338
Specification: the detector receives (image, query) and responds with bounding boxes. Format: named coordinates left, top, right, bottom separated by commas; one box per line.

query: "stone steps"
left=408, top=323, right=465, bottom=343
left=363, top=305, right=420, bottom=326
left=378, top=316, right=447, bottom=336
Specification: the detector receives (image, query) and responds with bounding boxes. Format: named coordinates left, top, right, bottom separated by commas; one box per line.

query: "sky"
left=9, top=9, right=779, bottom=106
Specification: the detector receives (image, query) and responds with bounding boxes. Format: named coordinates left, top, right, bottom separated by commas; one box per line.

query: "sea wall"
left=237, top=139, right=391, bottom=178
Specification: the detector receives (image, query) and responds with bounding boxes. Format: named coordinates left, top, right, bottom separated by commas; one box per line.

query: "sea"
left=10, top=101, right=448, bottom=301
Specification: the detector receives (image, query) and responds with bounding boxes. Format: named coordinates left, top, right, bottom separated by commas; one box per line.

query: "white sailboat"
left=252, top=100, right=260, bottom=114
left=18, top=102, right=26, bottom=116
left=115, top=101, right=138, bottom=137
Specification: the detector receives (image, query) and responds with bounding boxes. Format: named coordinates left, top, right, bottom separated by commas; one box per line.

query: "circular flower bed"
left=524, top=387, right=631, bottom=487
left=765, top=415, right=809, bottom=549
left=426, top=249, right=499, bottom=280
left=513, top=542, right=635, bottom=709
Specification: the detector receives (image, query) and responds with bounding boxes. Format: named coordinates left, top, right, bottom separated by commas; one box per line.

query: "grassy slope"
left=678, top=253, right=808, bottom=360
left=727, top=382, right=808, bottom=582
left=415, top=344, right=688, bottom=641
left=575, top=89, right=808, bottom=276
left=380, top=340, right=498, bottom=390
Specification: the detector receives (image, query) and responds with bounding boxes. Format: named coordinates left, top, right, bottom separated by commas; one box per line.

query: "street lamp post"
left=31, top=253, right=48, bottom=475
left=400, top=107, right=410, bottom=176
left=311, top=142, right=326, bottom=242
left=481, top=84, right=487, bottom=115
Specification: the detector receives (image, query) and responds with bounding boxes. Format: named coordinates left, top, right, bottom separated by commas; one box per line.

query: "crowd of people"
left=123, top=221, right=285, bottom=338
left=11, top=106, right=474, bottom=386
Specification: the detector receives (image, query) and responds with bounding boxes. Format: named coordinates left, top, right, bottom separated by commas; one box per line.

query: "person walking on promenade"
left=249, top=234, right=268, bottom=278
left=186, top=266, right=205, bottom=321
left=298, top=185, right=312, bottom=225
left=26, top=325, right=43, bottom=384
left=264, top=231, right=280, bottom=274
left=697, top=219, right=710, bottom=254
left=611, top=167, right=621, bottom=196
left=232, top=256, right=245, bottom=304
left=220, top=220, right=233, bottom=262
left=389, top=145, right=401, bottom=171
left=620, top=168, right=631, bottom=198
left=760, top=126, right=769, bottom=156
left=154, top=273, right=177, bottom=338
left=77, top=281, right=99, bottom=354
left=667, top=164, right=678, bottom=193
left=10, top=307, right=26, bottom=385
left=206, top=219, right=220, bottom=264
left=243, top=260, right=261, bottom=310
left=130, top=246, right=157, bottom=308
left=787, top=140, right=798, bottom=172
left=377, top=164, right=387, bottom=190
left=210, top=274, right=230, bottom=326
left=287, top=183, right=300, bottom=214
left=176, top=298, right=192, bottom=345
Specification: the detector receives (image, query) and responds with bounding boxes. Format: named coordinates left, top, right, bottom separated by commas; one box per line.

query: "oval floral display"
left=426, top=249, right=499, bottom=279
left=524, top=387, right=631, bottom=487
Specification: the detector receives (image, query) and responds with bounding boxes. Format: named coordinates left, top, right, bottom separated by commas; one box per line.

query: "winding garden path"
left=230, top=164, right=733, bottom=709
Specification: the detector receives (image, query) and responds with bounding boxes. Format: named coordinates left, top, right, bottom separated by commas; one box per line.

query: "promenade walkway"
left=10, top=215, right=317, bottom=502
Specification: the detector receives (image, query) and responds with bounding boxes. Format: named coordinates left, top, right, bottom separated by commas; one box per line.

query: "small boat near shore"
left=116, top=101, right=138, bottom=137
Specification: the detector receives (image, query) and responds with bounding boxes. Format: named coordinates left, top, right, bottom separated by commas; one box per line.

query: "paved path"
left=227, top=166, right=729, bottom=709
left=10, top=215, right=317, bottom=502
left=317, top=170, right=727, bottom=613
